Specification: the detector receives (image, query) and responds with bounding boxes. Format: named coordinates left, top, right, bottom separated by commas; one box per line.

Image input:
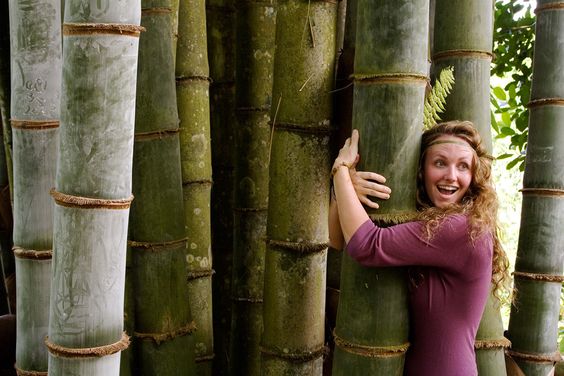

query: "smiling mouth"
left=437, top=185, right=458, bottom=196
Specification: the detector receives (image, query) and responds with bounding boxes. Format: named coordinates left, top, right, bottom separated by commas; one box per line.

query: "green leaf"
left=496, top=153, right=512, bottom=160
left=506, top=157, right=520, bottom=170
left=500, top=126, right=515, bottom=136
left=501, top=111, right=511, bottom=126
left=493, top=86, right=507, bottom=101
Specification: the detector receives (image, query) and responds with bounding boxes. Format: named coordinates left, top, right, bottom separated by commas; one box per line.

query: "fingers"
left=355, top=171, right=388, bottom=184
left=359, top=195, right=379, bottom=209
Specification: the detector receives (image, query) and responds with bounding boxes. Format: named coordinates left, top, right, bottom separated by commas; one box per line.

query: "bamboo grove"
left=0, top=1, right=562, bottom=375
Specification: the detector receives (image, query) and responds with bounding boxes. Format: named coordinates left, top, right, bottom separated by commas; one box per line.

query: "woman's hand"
left=332, top=129, right=360, bottom=173
left=350, top=169, right=391, bottom=209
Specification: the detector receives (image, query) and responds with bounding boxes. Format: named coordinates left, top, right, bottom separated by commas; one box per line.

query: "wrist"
left=331, top=160, right=353, bottom=178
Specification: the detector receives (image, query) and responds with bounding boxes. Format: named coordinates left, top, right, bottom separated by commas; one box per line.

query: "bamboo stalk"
left=175, top=0, right=214, bottom=373
left=127, top=1, right=196, bottom=373
left=230, top=0, right=276, bottom=374
left=260, top=0, right=337, bottom=374
left=507, top=2, right=564, bottom=374
left=432, top=2, right=508, bottom=374
left=206, top=0, right=237, bottom=372
left=47, top=3, right=142, bottom=375
left=332, top=1, right=429, bottom=374
left=9, top=0, right=61, bottom=373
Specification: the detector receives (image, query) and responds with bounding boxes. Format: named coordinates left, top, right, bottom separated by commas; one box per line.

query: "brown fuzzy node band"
left=12, top=247, right=52, bottom=260
left=506, top=349, right=562, bottom=363
left=14, top=367, right=47, bottom=376
left=176, top=75, right=213, bottom=85
left=260, top=344, right=327, bottom=362
left=267, top=239, right=328, bottom=254
left=370, top=211, right=419, bottom=227
left=351, top=73, right=428, bottom=85
left=45, top=332, right=130, bottom=358
left=63, top=23, right=144, bottom=37
left=134, top=321, right=197, bottom=345
left=187, top=269, right=215, bottom=281
left=333, top=332, right=410, bottom=358
left=10, top=119, right=59, bottom=130
left=196, top=354, right=216, bottom=363
left=521, top=188, right=564, bottom=197
left=535, top=3, right=564, bottom=13
left=232, top=296, right=263, bottom=303
left=432, top=49, right=493, bottom=61
left=474, top=338, right=512, bottom=350
left=50, top=189, right=133, bottom=210
left=128, top=238, right=187, bottom=252
left=272, top=122, right=332, bottom=136
left=527, top=98, right=564, bottom=108
left=513, top=271, right=564, bottom=283
left=134, top=128, right=180, bottom=142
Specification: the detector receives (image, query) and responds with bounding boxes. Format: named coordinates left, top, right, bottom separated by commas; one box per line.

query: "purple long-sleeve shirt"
left=346, top=214, right=493, bottom=376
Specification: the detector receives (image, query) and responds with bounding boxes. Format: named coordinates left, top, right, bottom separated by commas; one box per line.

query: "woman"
left=329, top=120, right=509, bottom=375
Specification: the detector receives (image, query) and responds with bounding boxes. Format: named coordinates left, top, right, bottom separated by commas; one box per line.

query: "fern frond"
left=423, top=66, right=455, bottom=130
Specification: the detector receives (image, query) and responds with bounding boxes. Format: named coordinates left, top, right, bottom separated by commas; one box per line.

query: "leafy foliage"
left=491, top=0, right=535, bottom=170
left=424, top=66, right=455, bottom=130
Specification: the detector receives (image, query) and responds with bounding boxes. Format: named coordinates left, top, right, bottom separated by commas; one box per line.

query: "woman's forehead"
left=426, top=136, right=474, bottom=159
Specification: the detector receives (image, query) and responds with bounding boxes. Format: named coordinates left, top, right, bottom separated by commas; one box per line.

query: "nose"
left=444, top=165, right=457, bottom=181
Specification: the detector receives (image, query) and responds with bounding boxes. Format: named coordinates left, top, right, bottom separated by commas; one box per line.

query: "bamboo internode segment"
left=176, top=75, right=213, bottom=84
left=527, top=98, right=564, bottom=108
left=334, top=332, right=410, bottom=358
left=134, top=128, right=181, bottom=142
left=267, top=239, right=328, bottom=254
left=506, top=349, right=563, bottom=363
left=12, top=247, right=52, bottom=260
left=474, top=338, right=512, bottom=349
left=10, top=120, right=59, bottom=130
left=50, top=189, right=134, bottom=209
left=520, top=188, right=564, bottom=197
left=128, top=237, right=188, bottom=252
left=141, top=7, right=172, bottom=14
left=44, top=332, right=130, bottom=358
left=14, top=367, right=47, bottom=376
left=431, top=49, right=494, bottom=61
left=134, top=321, right=197, bottom=345
left=63, top=23, right=144, bottom=37
left=535, top=2, right=564, bottom=13
left=513, top=271, right=564, bottom=283
left=272, top=122, right=332, bottom=135
left=260, top=344, right=327, bottom=362
left=351, top=73, right=428, bottom=84
left=187, top=269, right=215, bottom=280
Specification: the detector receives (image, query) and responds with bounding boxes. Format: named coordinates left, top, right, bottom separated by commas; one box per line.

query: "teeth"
left=438, top=185, right=457, bottom=192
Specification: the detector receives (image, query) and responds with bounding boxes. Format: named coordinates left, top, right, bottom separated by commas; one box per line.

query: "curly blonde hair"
left=415, top=120, right=510, bottom=300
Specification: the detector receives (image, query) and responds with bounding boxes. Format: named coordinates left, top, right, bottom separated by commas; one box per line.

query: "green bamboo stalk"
left=260, top=0, right=336, bottom=374
left=206, top=0, right=237, bottom=372
left=127, top=1, right=196, bottom=374
left=230, top=1, right=276, bottom=374
left=507, top=1, right=564, bottom=375
left=175, top=0, right=214, bottom=373
left=432, top=2, right=507, bottom=374
left=0, top=0, right=14, bottom=316
left=332, top=1, right=428, bottom=374
left=9, top=0, right=61, bottom=373
left=171, top=0, right=179, bottom=63
left=47, top=2, right=142, bottom=375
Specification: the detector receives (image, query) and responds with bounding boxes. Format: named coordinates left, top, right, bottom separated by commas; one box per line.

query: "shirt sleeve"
left=345, top=214, right=480, bottom=271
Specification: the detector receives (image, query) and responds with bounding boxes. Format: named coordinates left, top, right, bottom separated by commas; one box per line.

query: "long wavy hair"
left=415, top=120, right=510, bottom=300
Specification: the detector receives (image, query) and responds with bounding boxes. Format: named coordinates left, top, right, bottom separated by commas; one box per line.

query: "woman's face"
left=423, top=135, right=474, bottom=208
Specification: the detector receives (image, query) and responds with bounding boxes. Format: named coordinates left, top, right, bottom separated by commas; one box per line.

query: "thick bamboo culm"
left=206, top=0, right=236, bottom=372
left=260, top=0, right=337, bottom=374
left=46, top=3, right=142, bottom=375
left=230, top=0, right=276, bottom=374
left=332, top=0, right=428, bottom=374
left=432, top=2, right=508, bottom=374
left=175, top=0, right=214, bottom=373
left=8, top=0, right=61, bottom=374
left=507, top=1, right=564, bottom=375
left=127, top=1, right=196, bottom=373
left=0, top=1, right=13, bottom=207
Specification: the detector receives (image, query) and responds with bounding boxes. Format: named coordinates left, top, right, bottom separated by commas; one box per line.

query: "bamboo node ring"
left=535, top=3, right=564, bottom=13
left=520, top=188, right=564, bottom=197
left=506, top=349, right=562, bottom=363
left=45, top=332, right=130, bottom=358
left=134, top=128, right=180, bottom=142
left=351, top=73, right=428, bottom=84
left=512, top=271, right=564, bottom=283
left=196, top=353, right=216, bottom=363
left=128, top=238, right=188, bottom=252
left=187, top=269, right=215, bottom=281
left=267, top=239, right=328, bottom=254
left=176, top=75, right=213, bottom=85
left=333, top=332, right=410, bottom=358
left=14, top=366, right=48, bottom=376
left=141, top=7, right=172, bottom=14
left=63, top=23, right=145, bottom=37
left=474, top=337, right=512, bottom=350
left=527, top=98, right=564, bottom=108
left=13, top=246, right=52, bottom=260
left=271, top=122, right=332, bottom=136
left=134, top=321, right=197, bottom=345
left=432, top=49, right=493, bottom=61
left=232, top=296, right=264, bottom=303
left=50, top=189, right=134, bottom=210
left=370, top=211, right=419, bottom=227
left=260, top=344, right=328, bottom=362
left=10, top=119, right=59, bottom=130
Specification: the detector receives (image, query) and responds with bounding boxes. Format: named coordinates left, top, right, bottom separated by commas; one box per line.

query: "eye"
left=434, top=159, right=445, bottom=167
left=458, top=162, right=470, bottom=171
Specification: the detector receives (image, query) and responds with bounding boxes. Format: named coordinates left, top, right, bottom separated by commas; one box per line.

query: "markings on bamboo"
left=10, top=119, right=59, bottom=130
left=14, top=1, right=56, bottom=65
left=267, top=239, right=328, bottom=254
left=187, top=269, right=215, bottom=281
left=63, top=23, right=144, bottom=37
left=50, top=189, right=134, bottom=209
left=45, top=332, right=130, bottom=358
left=68, top=0, right=110, bottom=20
left=134, top=128, right=180, bottom=142
left=260, top=344, right=327, bottom=362
left=128, top=238, right=187, bottom=252
left=333, top=332, right=410, bottom=358
left=134, top=321, right=197, bottom=345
